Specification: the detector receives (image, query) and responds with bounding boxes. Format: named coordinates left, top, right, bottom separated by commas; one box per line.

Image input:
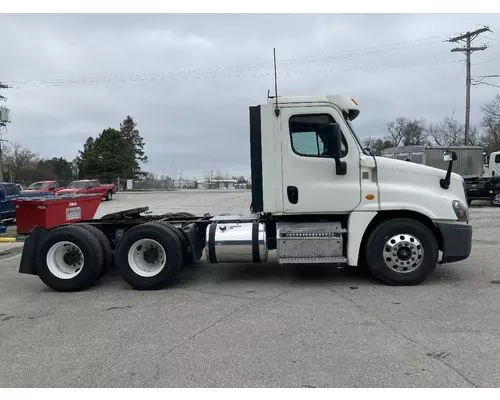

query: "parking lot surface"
left=1, top=190, right=499, bottom=387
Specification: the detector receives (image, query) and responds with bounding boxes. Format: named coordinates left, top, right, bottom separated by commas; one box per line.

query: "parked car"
left=0, top=182, right=21, bottom=221
left=56, top=179, right=117, bottom=201
left=22, top=180, right=64, bottom=194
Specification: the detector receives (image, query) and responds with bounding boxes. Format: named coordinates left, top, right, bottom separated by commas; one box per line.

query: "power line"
left=448, top=26, right=491, bottom=145
left=5, top=34, right=453, bottom=89
left=5, top=59, right=464, bottom=89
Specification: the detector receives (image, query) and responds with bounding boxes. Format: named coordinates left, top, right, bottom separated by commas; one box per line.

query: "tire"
left=74, top=224, right=113, bottom=277
left=365, top=218, right=439, bottom=286
left=52, top=224, right=113, bottom=278
left=467, top=198, right=472, bottom=206
left=105, top=190, right=113, bottom=201
left=36, top=226, right=104, bottom=292
left=115, top=222, right=183, bottom=290
left=157, top=221, right=191, bottom=267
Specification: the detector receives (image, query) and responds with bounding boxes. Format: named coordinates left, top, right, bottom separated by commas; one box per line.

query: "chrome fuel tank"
left=205, top=219, right=268, bottom=263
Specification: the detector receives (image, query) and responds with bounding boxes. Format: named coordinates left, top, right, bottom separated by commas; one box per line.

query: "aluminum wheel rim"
left=383, top=233, right=424, bottom=273
left=128, top=238, right=166, bottom=277
left=46, top=241, right=85, bottom=280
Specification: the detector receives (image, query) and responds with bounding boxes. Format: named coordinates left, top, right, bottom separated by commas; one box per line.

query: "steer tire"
left=157, top=221, right=191, bottom=267
left=105, top=191, right=113, bottom=201
left=36, top=227, right=104, bottom=292
left=365, top=218, right=439, bottom=286
left=116, top=222, right=183, bottom=290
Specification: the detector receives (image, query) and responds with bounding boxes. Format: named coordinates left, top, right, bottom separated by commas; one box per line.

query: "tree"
left=386, top=117, right=428, bottom=147
left=45, top=157, right=73, bottom=180
left=426, top=117, right=483, bottom=147
left=119, top=116, right=148, bottom=178
left=362, top=136, right=394, bottom=155
left=481, top=94, right=500, bottom=153
left=2, top=142, right=56, bottom=182
left=76, top=137, right=99, bottom=178
left=75, top=116, right=148, bottom=180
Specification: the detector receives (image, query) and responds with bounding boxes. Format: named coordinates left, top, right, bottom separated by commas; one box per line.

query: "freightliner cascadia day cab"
left=18, top=95, right=472, bottom=292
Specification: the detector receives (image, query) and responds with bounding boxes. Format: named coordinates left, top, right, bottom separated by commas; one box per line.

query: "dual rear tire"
left=115, top=222, right=183, bottom=290
left=37, top=225, right=108, bottom=292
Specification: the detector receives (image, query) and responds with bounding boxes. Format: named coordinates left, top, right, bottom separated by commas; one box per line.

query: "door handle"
left=287, top=186, right=299, bottom=204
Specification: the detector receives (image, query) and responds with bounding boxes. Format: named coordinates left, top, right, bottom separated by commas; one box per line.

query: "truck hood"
left=372, top=156, right=466, bottom=221
left=57, top=188, right=81, bottom=194
left=375, top=156, right=462, bottom=182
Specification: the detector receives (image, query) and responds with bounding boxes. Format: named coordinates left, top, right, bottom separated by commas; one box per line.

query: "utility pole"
left=448, top=26, right=490, bottom=145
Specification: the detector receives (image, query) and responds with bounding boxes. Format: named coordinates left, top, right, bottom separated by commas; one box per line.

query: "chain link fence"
left=16, top=175, right=252, bottom=192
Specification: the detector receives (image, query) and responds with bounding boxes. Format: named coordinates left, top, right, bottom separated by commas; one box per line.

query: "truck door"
left=280, top=106, right=361, bottom=213
left=491, top=153, right=500, bottom=177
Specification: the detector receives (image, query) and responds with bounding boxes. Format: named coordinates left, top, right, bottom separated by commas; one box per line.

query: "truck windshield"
left=67, top=182, right=87, bottom=189
left=27, top=182, right=48, bottom=190
left=343, top=113, right=370, bottom=156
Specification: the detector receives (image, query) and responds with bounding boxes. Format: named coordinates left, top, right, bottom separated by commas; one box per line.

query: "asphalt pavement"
left=0, top=191, right=499, bottom=388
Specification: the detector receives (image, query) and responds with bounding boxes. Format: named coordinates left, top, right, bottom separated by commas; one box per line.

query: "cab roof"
left=267, top=94, right=360, bottom=120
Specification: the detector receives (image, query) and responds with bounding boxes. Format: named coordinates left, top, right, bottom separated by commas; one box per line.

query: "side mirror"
left=328, top=122, right=347, bottom=176
left=440, top=150, right=457, bottom=190
left=443, top=150, right=457, bottom=162
left=329, top=122, right=343, bottom=159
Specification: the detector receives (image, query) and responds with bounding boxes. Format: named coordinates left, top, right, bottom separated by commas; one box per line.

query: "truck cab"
left=246, top=95, right=471, bottom=283
left=483, top=151, right=500, bottom=177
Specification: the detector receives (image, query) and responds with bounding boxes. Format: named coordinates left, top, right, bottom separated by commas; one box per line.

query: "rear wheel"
left=36, top=227, right=103, bottom=292
left=365, top=218, right=439, bottom=286
left=116, top=222, right=183, bottom=290
left=157, top=221, right=191, bottom=267
left=74, top=224, right=113, bottom=277
left=52, top=224, right=113, bottom=278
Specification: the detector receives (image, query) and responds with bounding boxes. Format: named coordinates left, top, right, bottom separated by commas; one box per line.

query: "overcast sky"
left=1, top=13, right=500, bottom=179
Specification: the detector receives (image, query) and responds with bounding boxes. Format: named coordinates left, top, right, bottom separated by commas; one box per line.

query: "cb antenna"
left=273, top=48, right=280, bottom=117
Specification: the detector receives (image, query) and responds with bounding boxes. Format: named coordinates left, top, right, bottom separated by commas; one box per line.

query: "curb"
left=0, top=236, right=27, bottom=243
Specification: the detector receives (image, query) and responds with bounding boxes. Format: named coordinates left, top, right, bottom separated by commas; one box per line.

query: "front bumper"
left=435, top=221, right=472, bottom=264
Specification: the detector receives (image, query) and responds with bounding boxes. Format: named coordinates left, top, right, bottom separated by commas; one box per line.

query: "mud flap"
left=19, top=226, right=49, bottom=276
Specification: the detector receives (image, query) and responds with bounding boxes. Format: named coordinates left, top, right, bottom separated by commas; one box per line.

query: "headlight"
left=452, top=200, right=469, bottom=222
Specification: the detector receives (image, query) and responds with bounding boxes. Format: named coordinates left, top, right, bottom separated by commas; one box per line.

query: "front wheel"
left=105, top=190, right=113, bottom=201
left=365, top=218, right=439, bottom=286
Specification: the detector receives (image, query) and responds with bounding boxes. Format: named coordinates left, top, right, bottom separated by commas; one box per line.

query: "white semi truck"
left=18, top=94, right=472, bottom=291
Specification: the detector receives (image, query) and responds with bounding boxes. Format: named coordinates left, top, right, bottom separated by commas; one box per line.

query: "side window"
left=4, top=185, right=18, bottom=196
left=49, top=182, right=57, bottom=190
left=495, top=154, right=500, bottom=164
left=87, top=182, right=94, bottom=189
left=289, top=114, right=347, bottom=157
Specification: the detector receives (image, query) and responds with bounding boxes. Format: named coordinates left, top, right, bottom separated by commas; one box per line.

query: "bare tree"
left=427, top=117, right=484, bottom=147
left=2, top=142, right=56, bottom=183
left=386, top=117, right=428, bottom=147
left=362, top=136, right=394, bottom=156
left=481, top=94, right=500, bottom=152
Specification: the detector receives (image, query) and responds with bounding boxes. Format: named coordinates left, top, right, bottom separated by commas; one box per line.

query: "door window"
left=289, top=114, right=347, bottom=157
left=495, top=154, right=500, bottom=163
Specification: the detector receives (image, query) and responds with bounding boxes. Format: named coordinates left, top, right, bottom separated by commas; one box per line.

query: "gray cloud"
left=1, top=14, right=499, bottom=178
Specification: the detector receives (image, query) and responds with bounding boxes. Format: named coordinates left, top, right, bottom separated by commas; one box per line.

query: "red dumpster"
left=11, top=194, right=102, bottom=234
